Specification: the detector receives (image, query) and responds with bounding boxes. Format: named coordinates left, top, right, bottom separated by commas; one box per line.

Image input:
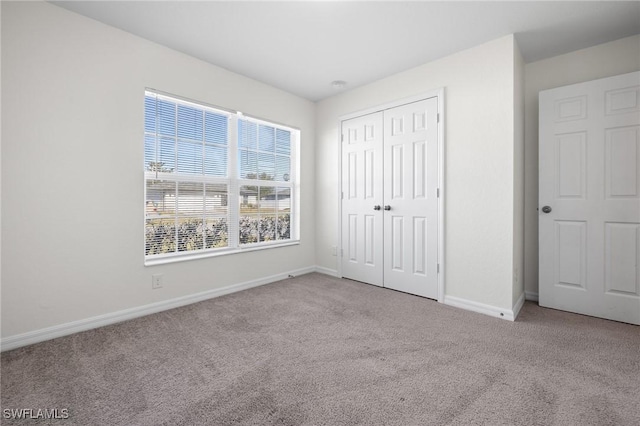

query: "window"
left=144, top=90, right=299, bottom=264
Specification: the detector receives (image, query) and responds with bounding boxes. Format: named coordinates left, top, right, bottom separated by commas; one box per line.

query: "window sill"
left=144, top=240, right=300, bottom=266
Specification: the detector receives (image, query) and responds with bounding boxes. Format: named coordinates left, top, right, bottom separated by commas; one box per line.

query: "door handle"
left=384, top=205, right=391, bottom=211
left=541, top=206, right=552, bottom=214
left=373, top=205, right=381, bottom=211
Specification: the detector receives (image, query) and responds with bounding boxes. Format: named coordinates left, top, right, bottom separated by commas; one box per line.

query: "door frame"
left=337, top=88, right=446, bottom=302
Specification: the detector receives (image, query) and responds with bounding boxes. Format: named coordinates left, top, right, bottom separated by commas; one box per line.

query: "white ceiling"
left=52, top=1, right=640, bottom=101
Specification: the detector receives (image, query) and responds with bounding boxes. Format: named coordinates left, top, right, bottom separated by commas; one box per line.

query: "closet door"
left=383, top=98, right=439, bottom=299
left=341, top=112, right=384, bottom=286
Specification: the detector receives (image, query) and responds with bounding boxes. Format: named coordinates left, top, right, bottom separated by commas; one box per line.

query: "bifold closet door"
left=341, top=97, right=439, bottom=300
left=341, top=112, right=384, bottom=286
left=383, top=98, right=439, bottom=299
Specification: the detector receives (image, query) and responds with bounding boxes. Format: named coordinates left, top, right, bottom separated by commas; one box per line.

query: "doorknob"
left=541, top=206, right=552, bottom=214
left=384, top=205, right=391, bottom=211
left=373, top=205, right=381, bottom=211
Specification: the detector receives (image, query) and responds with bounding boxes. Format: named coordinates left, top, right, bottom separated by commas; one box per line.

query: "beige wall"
left=523, top=35, right=640, bottom=298
left=0, top=2, right=3, bottom=330
left=316, top=36, right=520, bottom=312
left=1, top=2, right=316, bottom=338
left=513, top=41, right=525, bottom=306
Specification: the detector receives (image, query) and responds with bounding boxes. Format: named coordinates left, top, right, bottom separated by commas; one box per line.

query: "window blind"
left=144, top=90, right=298, bottom=262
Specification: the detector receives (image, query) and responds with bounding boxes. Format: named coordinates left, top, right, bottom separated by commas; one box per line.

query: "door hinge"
left=436, top=188, right=440, bottom=198
left=341, top=134, right=344, bottom=143
left=437, top=113, right=440, bottom=123
left=437, top=263, right=440, bottom=273
left=341, top=191, right=344, bottom=199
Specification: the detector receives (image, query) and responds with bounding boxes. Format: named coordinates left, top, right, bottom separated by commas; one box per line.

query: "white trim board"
left=1, top=266, right=316, bottom=352
left=444, top=294, right=523, bottom=322
left=339, top=90, right=443, bottom=122
left=512, top=292, right=526, bottom=320
left=2, top=266, right=523, bottom=352
left=314, top=266, right=339, bottom=277
left=316, top=267, right=525, bottom=322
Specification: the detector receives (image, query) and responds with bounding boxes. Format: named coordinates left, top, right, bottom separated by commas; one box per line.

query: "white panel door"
left=539, top=71, right=640, bottom=325
left=383, top=98, right=439, bottom=299
left=341, top=112, right=384, bottom=286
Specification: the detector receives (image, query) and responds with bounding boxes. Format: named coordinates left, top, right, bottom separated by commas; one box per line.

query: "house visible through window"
left=144, top=90, right=299, bottom=264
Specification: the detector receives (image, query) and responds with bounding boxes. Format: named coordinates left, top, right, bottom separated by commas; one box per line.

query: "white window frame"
left=144, top=89, right=300, bottom=266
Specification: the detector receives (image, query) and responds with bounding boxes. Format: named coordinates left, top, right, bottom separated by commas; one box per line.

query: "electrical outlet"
left=331, top=246, right=338, bottom=256
left=152, top=274, right=163, bottom=289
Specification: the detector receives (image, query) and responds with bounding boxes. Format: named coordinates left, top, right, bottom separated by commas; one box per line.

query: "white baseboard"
left=1, top=266, right=316, bottom=352
left=525, top=291, right=539, bottom=302
left=443, top=295, right=518, bottom=321
left=512, top=292, right=526, bottom=320
left=314, top=266, right=339, bottom=277
left=1, top=267, right=536, bottom=351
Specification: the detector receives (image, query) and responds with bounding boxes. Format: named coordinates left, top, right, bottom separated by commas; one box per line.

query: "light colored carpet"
left=2, top=273, right=639, bottom=425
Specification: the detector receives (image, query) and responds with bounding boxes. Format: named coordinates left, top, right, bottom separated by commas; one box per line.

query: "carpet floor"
left=1, top=273, right=639, bottom=425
